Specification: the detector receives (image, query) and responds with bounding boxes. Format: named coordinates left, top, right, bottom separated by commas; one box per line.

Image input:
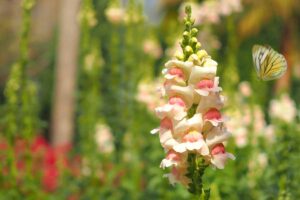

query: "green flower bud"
left=183, top=31, right=189, bottom=39
left=196, top=42, right=201, bottom=50
left=191, top=28, right=198, bottom=36
left=175, top=51, right=184, bottom=61
left=185, top=21, right=191, bottom=28
left=188, top=53, right=199, bottom=62
left=197, top=50, right=208, bottom=59
left=185, top=46, right=193, bottom=54
left=191, top=37, right=198, bottom=44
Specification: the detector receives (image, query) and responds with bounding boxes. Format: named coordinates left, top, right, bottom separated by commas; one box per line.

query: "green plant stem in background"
left=181, top=5, right=210, bottom=199
left=4, top=0, right=38, bottom=140
left=78, top=0, right=102, bottom=163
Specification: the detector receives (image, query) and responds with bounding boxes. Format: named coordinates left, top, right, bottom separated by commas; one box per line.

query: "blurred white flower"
left=257, top=153, right=268, bottom=168
left=136, top=79, right=165, bottom=112
left=253, top=106, right=266, bottom=135
left=269, top=94, right=297, bottom=123
left=264, top=125, right=275, bottom=143
left=143, top=39, right=162, bottom=58
left=94, top=124, right=114, bottom=153
left=238, top=81, right=252, bottom=97
left=105, top=7, right=125, bottom=24
left=166, top=38, right=182, bottom=59
left=218, top=0, right=242, bottom=16
left=234, top=127, right=248, bottom=147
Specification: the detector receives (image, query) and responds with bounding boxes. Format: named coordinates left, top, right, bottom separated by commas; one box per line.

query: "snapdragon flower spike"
left=151, top=5, right=234, bottom=188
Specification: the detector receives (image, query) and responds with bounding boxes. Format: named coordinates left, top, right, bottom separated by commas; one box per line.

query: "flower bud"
left=197, top=50, right=208, bottom=59
left=183, top=31, right=189, bottom=39
left=191, top=37, right=198, bottom=44
left=191, top=28, right=198, bottom=36
left=184, top=46, right=193, bottom=54
left=175, top=51, right=184, bottom=60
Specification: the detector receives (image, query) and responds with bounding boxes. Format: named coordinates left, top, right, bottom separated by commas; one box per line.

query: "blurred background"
left=0, top=0, right=300, bottom=199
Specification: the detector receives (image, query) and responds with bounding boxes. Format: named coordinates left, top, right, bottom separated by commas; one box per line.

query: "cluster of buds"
left=151, top=6, right=235, bottom=189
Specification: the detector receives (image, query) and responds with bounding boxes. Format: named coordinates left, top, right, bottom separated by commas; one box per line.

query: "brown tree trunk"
left=51, top=0, right=81, bottom=146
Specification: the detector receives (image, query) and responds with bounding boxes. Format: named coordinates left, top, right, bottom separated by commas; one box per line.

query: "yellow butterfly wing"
left=252, top=45, right=287, bottom=81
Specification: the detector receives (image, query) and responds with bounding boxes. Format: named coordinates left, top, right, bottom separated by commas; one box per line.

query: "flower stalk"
left=4, top=0, right=38, bottom=141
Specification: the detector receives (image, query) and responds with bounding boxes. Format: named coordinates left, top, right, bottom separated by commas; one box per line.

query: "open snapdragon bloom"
left=210, top=143, right=235, bottom=169
left=151, top=5, right=235, bottom=192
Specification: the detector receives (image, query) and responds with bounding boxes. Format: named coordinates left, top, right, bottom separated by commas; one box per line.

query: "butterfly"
left=252, top=44, right=287, bottom=81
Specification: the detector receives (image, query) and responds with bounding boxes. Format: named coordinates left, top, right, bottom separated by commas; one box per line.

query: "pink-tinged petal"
left=164, top=85, right=194, bottom=109
left=211, top=153, right=227, bottom=169
left=164, top=73, right=178, bottom=80
left=186, top=141, right=203, bottom=151
left=204, top=108, right=221, bottom=120
left=173, top=143, right=186, bottom=153
left=203, top=108, right=224, bottom=126
left=159, top=129, right=173, bottom=144
left=203, top=58, right=218, bottom=68
left=206, top=127, right=231, bottom=147
left=164, top=139, right=180, bottom=150
left=226, top=153, right=236, bottom=160
left=173, top=114, right=203, bottom=136
left=182, top=131, right=203, bottom=143
left=211, top=153, right=235, bottom=169
left=196, top=79, right=214, bottom=89
left=209, top=143, right=235, bottom=169
left=155, top=104, right=173, bottom=118
left=163, top=166, right=190, bottom=186
left=159, top=129, right=180, bottom=150
left=173, top=118, right=189, bottom=136
left=165, top=60, right=194, bottom=77
left=168, top=67, right=186, bottom=79
left=160, top=118, right=173, bottom=130
left=160, top=150, right=184, bottom=169
left=211, top=143, right=226, bottom=155
left=196, top=93, right=225, bottom=113
left=189, top=66, right=217, bottom=85
left=195, top=89, right=210, bottom=96
left=169, top=97, right=186, bottom=107
left=194, top=77, right=222, bottom=97
left=150, top=128, right=159, bottom=135
left=155, top=104, right=187, bottom=121
left=187, top=113, right=203, bottom=130
left=199, top=143, right=210, bottom=156
left=172, top=106, right=187, bottom=121
left=173, top=131, right=205, bottom=153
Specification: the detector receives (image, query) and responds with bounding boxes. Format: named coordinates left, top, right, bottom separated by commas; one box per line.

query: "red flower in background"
left=0, top=135, right=76, bottom=192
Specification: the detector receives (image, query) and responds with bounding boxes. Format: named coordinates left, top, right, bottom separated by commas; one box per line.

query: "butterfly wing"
left=260, top=48, right=287, bottom=81
left=252, top=45, right=270, bottom=79
left=252, top=44, right=287, bottom=81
